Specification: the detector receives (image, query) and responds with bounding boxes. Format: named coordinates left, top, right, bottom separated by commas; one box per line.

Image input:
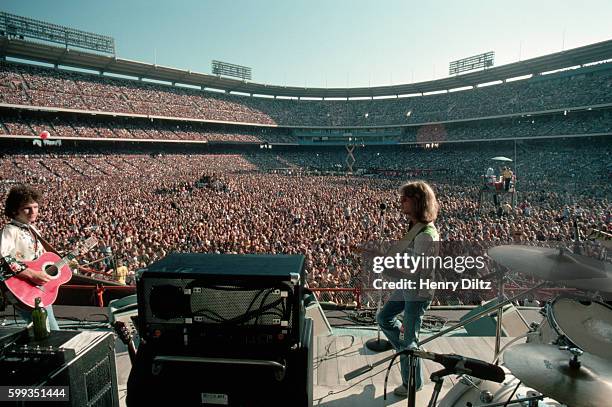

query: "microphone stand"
left=573, top=216, right=583, bottom=255
left=407, top=351, right=418, bottom=407
left=387, top=348, right=506, bottom=407
left=345, top=282, right=548, bottom=388
left=365, top=203, right=392, bottom=352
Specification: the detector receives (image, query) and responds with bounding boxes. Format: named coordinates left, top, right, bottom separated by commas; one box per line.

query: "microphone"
left=379, top=202, right=387, bottom=212
left=413, top=350, right=505, bottom=383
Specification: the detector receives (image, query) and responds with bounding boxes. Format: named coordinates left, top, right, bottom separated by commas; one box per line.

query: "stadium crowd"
left=1, top=60, right=611, bottom=127
left=1, top=139, right=609, bottom=305
left=1, top=108, right=610, bottom=144
left=0, top=114, right=294, bottom=143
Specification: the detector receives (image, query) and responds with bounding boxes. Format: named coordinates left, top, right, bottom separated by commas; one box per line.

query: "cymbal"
left=552, top=298, right=612, bottom=362
left=488, top=245, right=612, bottom=292
left=504, top=343, right=612, bottom=407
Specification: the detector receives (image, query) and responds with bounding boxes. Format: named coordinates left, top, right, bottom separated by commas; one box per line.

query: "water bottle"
left=32, top=297, right=50, bottom=340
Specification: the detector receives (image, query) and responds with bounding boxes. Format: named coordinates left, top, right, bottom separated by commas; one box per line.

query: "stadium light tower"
left=212, top=60, right=252, bottom=81
left=0, top=11, right=115, bottom=54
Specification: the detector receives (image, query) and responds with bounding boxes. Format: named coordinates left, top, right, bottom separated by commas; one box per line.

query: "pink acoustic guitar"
left=4, top=237, right=98, bottom=308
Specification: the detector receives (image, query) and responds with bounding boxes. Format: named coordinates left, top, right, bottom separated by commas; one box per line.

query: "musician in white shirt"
left=0, top=185, right=60, bottom=330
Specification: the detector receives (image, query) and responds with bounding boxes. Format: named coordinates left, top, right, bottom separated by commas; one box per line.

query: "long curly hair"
left=4, top=185, right=42, bottom=218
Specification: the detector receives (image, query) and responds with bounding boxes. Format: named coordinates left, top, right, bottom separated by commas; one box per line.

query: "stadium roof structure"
left=1, top=36, right=612, bottom=99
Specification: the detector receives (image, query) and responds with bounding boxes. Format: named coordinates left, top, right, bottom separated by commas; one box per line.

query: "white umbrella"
left=491, top=156, right=513, bottom=162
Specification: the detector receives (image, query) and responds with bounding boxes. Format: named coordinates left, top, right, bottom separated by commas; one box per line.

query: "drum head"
left=552, top=297, right=612, bottom=361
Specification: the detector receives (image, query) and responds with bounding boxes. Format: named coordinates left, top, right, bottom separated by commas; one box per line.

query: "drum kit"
left=344, top=243, right=611, bottom=406
left=438, top=244, right=612, bottom=407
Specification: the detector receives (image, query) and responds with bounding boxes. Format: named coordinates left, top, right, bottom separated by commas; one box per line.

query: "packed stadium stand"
left=1, top=107, right=609, bottom=143
left=1, top=138, right=610, bottom=300
left=1, top=36, right=610, bottom=305
left=1, top=59, right=612, bottom=131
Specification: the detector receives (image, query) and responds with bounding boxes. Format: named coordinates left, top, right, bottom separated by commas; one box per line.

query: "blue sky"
left=3, top=1, right=612, bottom=87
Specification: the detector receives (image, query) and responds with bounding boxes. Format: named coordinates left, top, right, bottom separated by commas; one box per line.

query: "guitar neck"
left=112, top=321, right=137, bottom=365
left=52, top=236, right=98, bottom=271
left=54, top=254, right=75, bottom=270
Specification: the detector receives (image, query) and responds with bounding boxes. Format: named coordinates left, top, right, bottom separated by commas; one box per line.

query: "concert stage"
left=0, top=304, right=604, bottom=406
left=110, top=306, right=540, bottom=406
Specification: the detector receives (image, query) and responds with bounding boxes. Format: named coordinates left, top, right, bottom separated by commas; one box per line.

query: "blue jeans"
left=376, top=289, right=430, bottom=390
left=16, top=305, right=60, bottom=331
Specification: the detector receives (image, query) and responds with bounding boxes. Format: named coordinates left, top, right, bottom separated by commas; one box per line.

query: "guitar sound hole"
left=45, top=265, right=59, bottom=277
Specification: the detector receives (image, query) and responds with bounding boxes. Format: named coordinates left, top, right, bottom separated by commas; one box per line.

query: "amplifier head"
left=137, top=253, right=305, bottom=353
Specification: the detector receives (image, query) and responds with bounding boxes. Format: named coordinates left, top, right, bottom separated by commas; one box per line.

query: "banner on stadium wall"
left=33, top=139, right=62, bottom=147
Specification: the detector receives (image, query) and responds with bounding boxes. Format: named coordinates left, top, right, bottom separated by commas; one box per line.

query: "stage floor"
left=1, top=304, right=537, bottom=406
left=111, top=318, right=524, bottom=406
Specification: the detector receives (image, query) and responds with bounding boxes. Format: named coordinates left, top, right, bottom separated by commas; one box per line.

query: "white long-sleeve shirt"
left=0, top=220, right=45, bottom=280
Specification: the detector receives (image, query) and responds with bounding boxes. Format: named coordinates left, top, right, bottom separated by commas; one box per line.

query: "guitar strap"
left=402, top=222, right=428, bottom=245
left=28, top=226, right=60, bottom=256
left=389, top=222, right=427, bottom=254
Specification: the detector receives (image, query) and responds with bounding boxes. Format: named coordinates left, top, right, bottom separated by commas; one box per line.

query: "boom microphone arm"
left=411, top=350, right=505, bottom=383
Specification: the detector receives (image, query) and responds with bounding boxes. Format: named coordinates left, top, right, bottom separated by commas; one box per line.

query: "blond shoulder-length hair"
left=399, top=180, right=439, bottom=223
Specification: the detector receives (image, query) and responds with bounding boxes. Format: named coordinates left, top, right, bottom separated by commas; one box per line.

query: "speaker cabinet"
left=127, top=318, right=313, bottom=406
left=0, top=329, right=119, bottom=407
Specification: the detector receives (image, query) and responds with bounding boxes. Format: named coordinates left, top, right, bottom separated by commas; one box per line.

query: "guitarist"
left=375, top=180, right=439, bottom=398
left=0, top=185, right=60, bottom=330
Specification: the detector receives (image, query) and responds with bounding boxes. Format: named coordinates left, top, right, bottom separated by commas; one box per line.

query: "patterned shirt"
left=0, top=220, right=45, bottom=282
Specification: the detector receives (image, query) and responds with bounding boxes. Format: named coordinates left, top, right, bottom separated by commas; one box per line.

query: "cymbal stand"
left=494, top=267, right=505, bottom=358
